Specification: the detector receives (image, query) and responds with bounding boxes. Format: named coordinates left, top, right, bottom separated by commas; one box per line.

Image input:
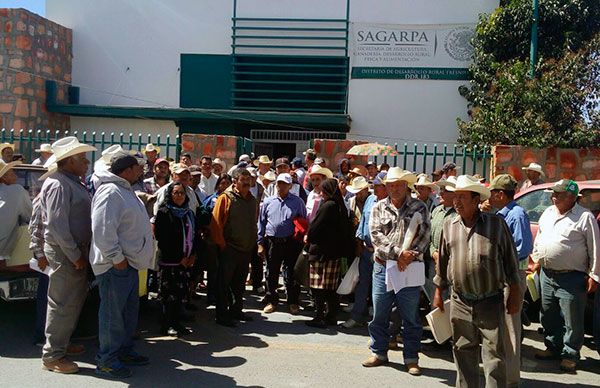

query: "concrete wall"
left=46, top=0, right=499, bottom=144
left=0, top=8, right=71, bottom=131
left=181, top=133, right=238, bottom=168
left=492, top=145, right=600, bottom=184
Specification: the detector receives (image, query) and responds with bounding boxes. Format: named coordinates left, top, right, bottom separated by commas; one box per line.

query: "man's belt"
left=453, top=291, right=502, bottom=305
left=543, top=267, right=578, bottom=274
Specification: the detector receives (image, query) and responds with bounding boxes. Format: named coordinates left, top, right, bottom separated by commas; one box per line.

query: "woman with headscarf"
left=154, top=182, right=198, bottom=336
left=305, top=178, right=353, bottom=328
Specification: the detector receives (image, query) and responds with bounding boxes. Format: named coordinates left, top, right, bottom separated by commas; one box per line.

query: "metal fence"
left=1, top=128, right=181, bottom=164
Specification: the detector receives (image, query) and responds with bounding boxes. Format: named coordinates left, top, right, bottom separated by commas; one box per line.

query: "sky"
left=0, top=0, right=45, bottom=16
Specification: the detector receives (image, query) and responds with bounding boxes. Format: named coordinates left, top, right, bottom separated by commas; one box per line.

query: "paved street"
left=1, top=289, right=599, bottom=388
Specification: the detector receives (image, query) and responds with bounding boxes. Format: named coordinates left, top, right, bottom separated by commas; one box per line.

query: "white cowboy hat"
left=43, top=154, right=57, bottom=169
left=39, top=162, right=58, bottom=181
left=238, top=154, right=251, bottom=163
left=253, top=155, right=273, bottom=167
left=436, top=175, right=457, bottom=188
left=0, top=159, right=21, bottom=179
left=447, top=175, right=491, bottom=200
left=346, top=176, right=369, bottom=194
left=414, top=174, right=439, bottom=190
left=262, top=170, right=277, bottom=182
left=212, top=158, right=226, bottom=170
left=51, top=136, right=97, bottom=163
left=309, top=165, right=333, bottom=179
left=384, top=167, right=417, bottom=185
left=34, top=143, right=53, bottom=153
left=522, top=162, right=545, bottom=177
left=0, top=143, right=15, bottom=153
left=144, top=143, right=161, bottom=154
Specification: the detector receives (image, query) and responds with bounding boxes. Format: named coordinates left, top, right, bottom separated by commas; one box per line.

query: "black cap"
left=110, top=154, right=138, bottom=175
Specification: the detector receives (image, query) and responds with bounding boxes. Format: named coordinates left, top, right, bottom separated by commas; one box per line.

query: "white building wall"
left=46, top=0, right=499, bottom=144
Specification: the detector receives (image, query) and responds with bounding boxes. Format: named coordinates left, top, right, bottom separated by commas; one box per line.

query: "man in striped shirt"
left=433, top=175, right=520, bottom=388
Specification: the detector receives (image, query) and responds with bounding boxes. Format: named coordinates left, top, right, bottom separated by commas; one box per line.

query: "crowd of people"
left=0, top=138, right=599, bottom=386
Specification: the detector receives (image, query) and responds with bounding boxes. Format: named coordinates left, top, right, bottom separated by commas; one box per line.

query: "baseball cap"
left=488, top=174, right=518, bottom=191
left=238, top=154, right=251, bottom=163
left=171, top=163, right=189, bottom=174
left=544, top=179, right=580, bottom=196
left=188, top=165, right=202, bottom=175
left=276, top=157, right=290, bottom=167
left=372, top=171, right=387, bottom=185
left=291, top=157, right=303, bottom=167
left=110, top=154, right=139, bottom=175
left=276, top=173, right=292, bottom=184
left=303, top=148, right=316, bottom=156
left=154, top=158, right=169, bottom=166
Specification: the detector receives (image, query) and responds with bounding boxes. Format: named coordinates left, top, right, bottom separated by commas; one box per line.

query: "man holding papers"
left=362, top=167, right=430, bottom=376
left=433, top=175, right=520, bottom=388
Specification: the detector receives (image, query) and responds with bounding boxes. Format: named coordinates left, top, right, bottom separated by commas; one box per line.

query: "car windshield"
left=15, top=169, right=46, bottom=200
left=515, top=188, right=552, bottom=223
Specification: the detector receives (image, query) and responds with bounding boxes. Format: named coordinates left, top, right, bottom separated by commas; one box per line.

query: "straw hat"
left=0, top=159, right=21, bottom=179
left=35, top=143, right=53, bottom=153
left=144, top=143, right=161, bottom=154
left=51, top=136, right=97, bottom=163
left=349, top=166, right=368, bottom=177
left=309, top=165, right=333, bottom=179
left=414, top=174, right=439, bottom=190
left=346, top=176, right=369, bottom=194
left=522, top=162, right=545, bottom=177
left=253, top=155, right=273, bottom=167
left=262, top=170, right=277, bottom=182
left=0, top=143, right=15, bottom=154
left=447, top=175, right=491, bottom=200
left=384, top=167, right=417, bottom=184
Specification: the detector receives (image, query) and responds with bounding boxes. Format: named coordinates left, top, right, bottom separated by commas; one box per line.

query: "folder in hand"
left=425, top=299, right=452, bottom=344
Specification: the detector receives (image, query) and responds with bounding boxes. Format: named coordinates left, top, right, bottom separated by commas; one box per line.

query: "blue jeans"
left=368, top=261, right=422, bottom=364
left=96, top=266, right=139, bottom=368
left=351, top=249, right=373, bottom=323
left=34, top=273, right=49, bottom=342
left=540, top=268, right=587, bottom=361
left=594, top=288, right=600, bottom=357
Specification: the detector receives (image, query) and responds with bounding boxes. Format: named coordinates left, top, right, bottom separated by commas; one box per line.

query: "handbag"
left=337, top=256, right=360, bottom=295
left=294, top=244, right=310, bottom=288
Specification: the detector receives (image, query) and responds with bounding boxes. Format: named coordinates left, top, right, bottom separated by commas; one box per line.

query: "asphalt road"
left=1, top=288, right=599, bottom=387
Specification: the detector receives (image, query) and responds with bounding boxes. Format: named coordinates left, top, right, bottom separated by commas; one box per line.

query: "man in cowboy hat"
left=488, top=174, right=533, bottom=386
left=520, top=162, right=545, bottom=191
left=306, top=165, right=333, bottom=222
left=32, top=144, right=54, bottom=166
left=253, top=155, right=273, bottom=177
left=0, top=143, right=15, bottom=163
left=90, top=153, right=153, bottom=378
left=414, top=173, right=440, bottom=213
left=143, top=143, right=160, bottom=178
left=258, top=173, right=307, bottom=315
left=0, top=159, right=32, bottom=268
left=39, top=136, right=97, bottom=374
left=362, top=167, right=431, bottom=376
left=347, top=176, right=370, bottom=225
left=433, top=175, right=521, bottom=387
left=531, top=179, right=600, bottom=372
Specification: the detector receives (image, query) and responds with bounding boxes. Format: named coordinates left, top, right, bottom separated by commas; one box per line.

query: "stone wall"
left=312, top=139, right=369, bottom=169
left=181, top=134, right=239, bottom=169
left=0, top=8, right=71, bottom=131
left=491, top=145, right=600, bottom=183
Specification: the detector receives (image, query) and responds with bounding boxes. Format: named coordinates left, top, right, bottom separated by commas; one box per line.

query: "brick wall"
left=0, top=8, right=71, bottom=131
left=492, top=145, right=600, bottom=183
left=181, top=133, right=239, bottom=168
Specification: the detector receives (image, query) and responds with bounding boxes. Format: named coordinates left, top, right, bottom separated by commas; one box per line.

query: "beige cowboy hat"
left=436, top=175, right=457, bottom=189
left=144, top=143, right=161, bottom=154
left=384, top=167, right=417, bottom=185
left=309, top=165, right=333, bottom=179
left=349, top=166, right=368, bottom=177
left=99, top=145, right=125, bottom=164
left=414, top=174, right=439, bottom=190
left=0, top=159, right=21, bottom=179
left=253, top=155, right=273, bottom=167
left=346, top=176, right=369, bottom=194
left=262, top=170, right=277, bottom=182
left=447, top=175, right=491, bottom=200
left=522, top=162, right=545, bottom=177
left=0, top=143, right=15, bottom=154
left=34, top=143, right=53, bottom=153
left=51, top=136, right=97, bottom=163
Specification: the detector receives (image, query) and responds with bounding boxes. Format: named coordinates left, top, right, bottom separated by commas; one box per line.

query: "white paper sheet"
left=29, top=258, right=50, bottom=275
left=385, top=260, right=426, bottom=293
left=426, top=299, right=452, bottom=344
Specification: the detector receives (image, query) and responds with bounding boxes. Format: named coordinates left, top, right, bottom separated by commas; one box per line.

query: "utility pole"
left=528, top=0, right=539, bottom=78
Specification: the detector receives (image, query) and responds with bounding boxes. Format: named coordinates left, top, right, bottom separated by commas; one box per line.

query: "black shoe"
left=232, top=312, right=253, bottom=322
left=305, top=318, right=327, bottom=328
left=119, top=352, right=150, bottom=366
left=185, top=303, right=199, bottom=311
left=216, top=318, right=237, bottom=327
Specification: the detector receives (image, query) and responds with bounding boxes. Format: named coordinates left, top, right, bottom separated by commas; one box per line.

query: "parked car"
left=514, top=180, right=600, bottom=332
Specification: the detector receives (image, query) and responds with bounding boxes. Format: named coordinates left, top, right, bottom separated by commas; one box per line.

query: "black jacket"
left=154, top=206, right=198, bottom=265
left=307, top=200, right=353, bottom=260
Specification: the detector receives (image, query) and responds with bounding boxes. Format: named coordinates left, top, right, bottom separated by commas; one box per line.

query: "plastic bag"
left=337, top=256, right=360, bottom=295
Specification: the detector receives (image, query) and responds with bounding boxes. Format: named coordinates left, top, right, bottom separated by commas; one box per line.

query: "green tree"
left=457, top=0, right=600, bottom=148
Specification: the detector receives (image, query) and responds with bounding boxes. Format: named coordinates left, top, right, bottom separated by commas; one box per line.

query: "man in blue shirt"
left=343, top=171, right=388, bottom=328
left=258, top=173, right=307, bottom=315
left=489, top=174, right=533, bottom=388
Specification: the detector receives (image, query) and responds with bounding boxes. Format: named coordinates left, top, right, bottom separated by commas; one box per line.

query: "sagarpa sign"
left=350, top=23, right=475, bottom=80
